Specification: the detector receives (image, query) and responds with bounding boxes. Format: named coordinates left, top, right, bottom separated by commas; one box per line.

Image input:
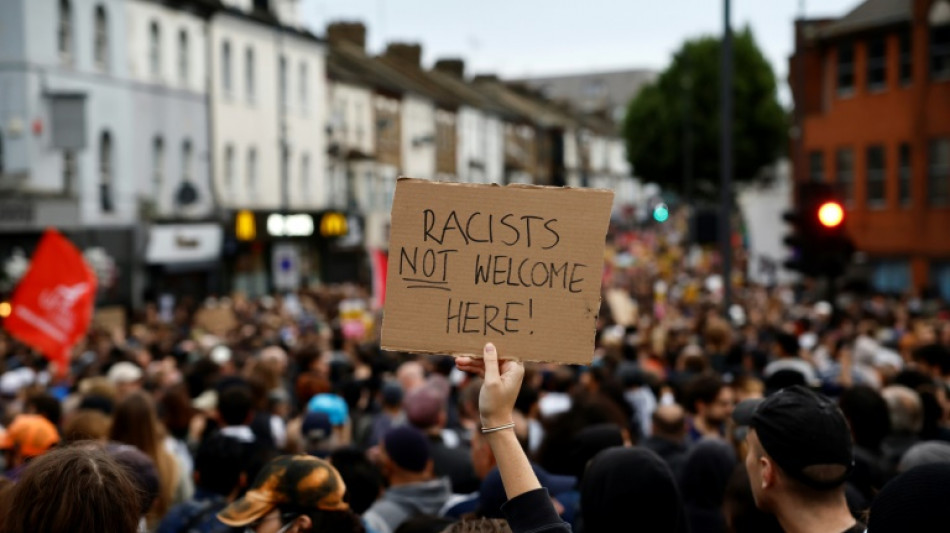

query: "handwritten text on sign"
left=381, top=179, right=613, bottom=364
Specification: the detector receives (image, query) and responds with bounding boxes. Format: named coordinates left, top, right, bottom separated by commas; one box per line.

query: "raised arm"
left=457, top=343, right=572, bottom=533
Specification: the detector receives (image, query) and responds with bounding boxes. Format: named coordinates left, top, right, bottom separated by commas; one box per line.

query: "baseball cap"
left=383, top=426, right=431, bottom=473
left=307, top=393, right=349, bottom=426
left=107, top=362, right=143, bottom=385
left=302, top=411, right=333, bottom=442
left=733, top=385, right=854, bottom=489
left=0, top=414, right=60, bottom=457
left=217, top=454, right=349, bottom=527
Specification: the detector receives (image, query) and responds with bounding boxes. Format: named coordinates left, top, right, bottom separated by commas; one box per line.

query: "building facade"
left=792, top=0, right=950, bottom=298
left=0, top=0, right=138, bottom=304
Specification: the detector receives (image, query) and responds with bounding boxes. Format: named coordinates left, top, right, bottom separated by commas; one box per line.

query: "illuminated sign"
left=235, top=210, right=257, bottom=241
left=267, top=214, right=314, bottom=237
left=320, top=212, right=348, bottom=237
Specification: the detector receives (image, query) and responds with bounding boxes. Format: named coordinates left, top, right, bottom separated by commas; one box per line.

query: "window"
left=178, top=30, right=189, bottom=84
left=929, top=138, right=950, bottom=206
left=59, top=0, right=72, bottom=64
left=224, top=144, right=235, bottom=200
left=867, top=36, right=887, bottom=91
left=182, top=139, right=193, bottom=183
left=152, top=136, right=164, bottom=196
left=99, top=131, right=113, bottom=212
left=355, top=102, right=365, bottom=144
left=899, top=143, right=912, bottom=206
left=279, top=55, right=288, bottom=111
left=94, top=5, right=108, bottom=71
left=931, top=0, right=950, bottom=80
left=149, top=21, right=161, bottom=77
left=300, top=153, right=310, bottom=198
left=247, top=148, right=257, bottom=197
left=299, top=62, right=308, bottom=111
left=871, top=260, right=911, bottom=295
left=900, top=29, right=912, bottom=85
left=63, top=150, right=76, bottom=194
left=281, top=146, right=291, bottom=203
left=837, top=41, right=854, bottom=95
left=245, top=47, right=255, bottom=102
left=221, top=41, right=232, bottom=94
left=836, top=148, right=854, bottom=204
left=866, top=145, right=886, bottom=207
left=808, top=151, right=824, bottom=182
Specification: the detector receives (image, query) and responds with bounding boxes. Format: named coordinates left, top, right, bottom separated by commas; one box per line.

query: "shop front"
left=226, top=210, right=367, bottom=297
left=144, top=223, right=223, bottom=302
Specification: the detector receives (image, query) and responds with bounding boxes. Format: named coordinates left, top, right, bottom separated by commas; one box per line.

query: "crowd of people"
left=0, top=222, right=949, bottom=533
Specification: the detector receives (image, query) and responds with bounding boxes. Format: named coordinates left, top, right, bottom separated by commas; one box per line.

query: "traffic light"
left=783, top=183, right=854, bottom=277
left=653, top=203, right=670, bottom=223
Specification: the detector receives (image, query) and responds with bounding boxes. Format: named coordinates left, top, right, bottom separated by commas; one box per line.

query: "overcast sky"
left=301, top=0, right=861, bottom=104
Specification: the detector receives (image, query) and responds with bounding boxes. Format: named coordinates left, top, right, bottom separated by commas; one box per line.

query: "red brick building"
left=791, top=0, right=950, bottom=298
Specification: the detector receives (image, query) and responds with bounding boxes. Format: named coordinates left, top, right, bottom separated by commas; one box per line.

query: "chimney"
left=434, top=58, right=465, bottom=79
left=384, top=42, right=422, bottom=67
left=327, top=21, right=366, bottom=51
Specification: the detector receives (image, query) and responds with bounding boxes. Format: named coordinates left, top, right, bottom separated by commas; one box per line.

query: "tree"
left=623, top=28, right=786, bottom=198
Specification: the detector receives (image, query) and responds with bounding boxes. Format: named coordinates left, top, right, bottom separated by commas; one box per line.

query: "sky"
left=300, top=0, right=860, bottom=105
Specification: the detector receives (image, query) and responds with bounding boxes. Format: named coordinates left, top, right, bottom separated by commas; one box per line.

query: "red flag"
left=370, top=248, right=388, bottom=311
left=5, top=229, right=97, bottom=370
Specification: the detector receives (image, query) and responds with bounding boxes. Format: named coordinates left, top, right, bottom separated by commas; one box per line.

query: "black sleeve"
left=501, top=488, right=573, bottom=533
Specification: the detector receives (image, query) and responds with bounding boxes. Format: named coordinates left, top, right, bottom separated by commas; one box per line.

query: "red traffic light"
left=817, top=201, right=844, bottom=228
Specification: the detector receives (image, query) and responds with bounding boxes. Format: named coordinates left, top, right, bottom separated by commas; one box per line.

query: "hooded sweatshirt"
left=363, top=477, right=453, bottom=533
left=580, top=447, right=689, bottom=533
left=678, top=439, right=737, bottom=533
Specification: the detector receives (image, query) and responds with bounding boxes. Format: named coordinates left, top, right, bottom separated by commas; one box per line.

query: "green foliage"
left=623, top=27, right=787, bottom=197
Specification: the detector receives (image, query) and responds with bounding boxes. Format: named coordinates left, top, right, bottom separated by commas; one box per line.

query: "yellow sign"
left=320, top=212, right=348, bottom=237
left=236, top=210, right=256, bottom=241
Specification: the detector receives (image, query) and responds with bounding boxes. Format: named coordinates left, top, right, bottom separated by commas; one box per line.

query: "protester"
left=683, top=374, right=734, bottom=442
left=455, top=343, right=571, bottom=533
left=0, top=445, right=142, bottom=533
left=866, top=462, right=950, bottom=533
left=642, top=404, right=689, bottom=478
left=678, top=439, right=737, bottom=533
left=216, top=454, right=364, bottom=532
left=158, top=433, right=249, bottom=533
left=363, top=426, right=453, bottom=533
left=0, top=413, right=60, bottom=480
left=733, top=385, right=864, bottom=533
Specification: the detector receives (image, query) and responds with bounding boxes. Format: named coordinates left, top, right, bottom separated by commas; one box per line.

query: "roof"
left=328, top=42, right=432, bottom=98
left=375, top=55, right=463, bottom=109
left=473, top=79, right=574, bottom=129
left=818, top=0, right=913, bottom=39
left=425, top=69, right=513, bottom=118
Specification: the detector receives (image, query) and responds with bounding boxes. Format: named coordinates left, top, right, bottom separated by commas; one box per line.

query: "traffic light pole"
left=720, top=0, right=734, bottom=310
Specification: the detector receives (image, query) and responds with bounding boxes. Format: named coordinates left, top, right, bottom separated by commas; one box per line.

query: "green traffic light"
left=653, top=203, right=669, bottom=222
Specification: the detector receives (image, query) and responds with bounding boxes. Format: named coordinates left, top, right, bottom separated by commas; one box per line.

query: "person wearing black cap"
left=733, top=385, right=863, bottom=533
left=362, top=425, right=453, bottom=533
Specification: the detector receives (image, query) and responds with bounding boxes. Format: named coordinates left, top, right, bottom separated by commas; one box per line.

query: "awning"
left=146, top=223, right=222, bottom=265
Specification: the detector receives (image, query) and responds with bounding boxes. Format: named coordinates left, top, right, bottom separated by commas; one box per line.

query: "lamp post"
left=720, top=0, right=734, bottom=310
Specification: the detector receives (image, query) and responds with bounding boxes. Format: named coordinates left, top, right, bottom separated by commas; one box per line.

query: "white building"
left=125, top=0, right=214, bottom=220
left=208, top=7, right=327, bottom=212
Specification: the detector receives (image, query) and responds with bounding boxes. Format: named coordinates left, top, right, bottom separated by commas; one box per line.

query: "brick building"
left=792, top=0, right=950, bottom=298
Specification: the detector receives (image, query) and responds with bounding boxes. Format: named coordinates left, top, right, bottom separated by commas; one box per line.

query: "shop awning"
left=146, top=223, right=222, bottom=265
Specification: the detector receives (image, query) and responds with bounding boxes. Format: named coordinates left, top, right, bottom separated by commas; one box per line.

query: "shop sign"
left=267, top=214, right=314, bottom=237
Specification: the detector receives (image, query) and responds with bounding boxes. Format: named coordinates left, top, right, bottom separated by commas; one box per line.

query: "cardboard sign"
left=381, top=179, right=613, bottom=364
left=194, top=307, right=238, bottom=336
left=93, top=306, right=126, bottom=333
left=605, top=288, right=638, bottom=327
